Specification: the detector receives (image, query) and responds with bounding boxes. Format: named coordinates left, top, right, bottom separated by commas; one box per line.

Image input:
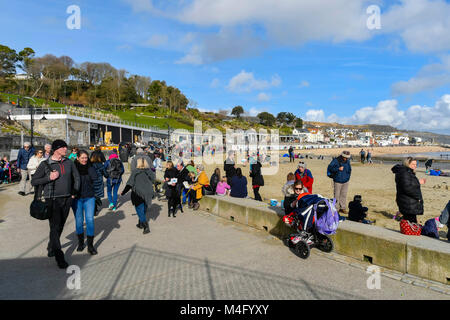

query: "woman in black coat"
left=249, top=159, right=264, bottom=201
left=164, top=161, right=180, bottom=217
left=209, top=168, right=221, bottom=195
left=391, top=157, right=426, bottom=223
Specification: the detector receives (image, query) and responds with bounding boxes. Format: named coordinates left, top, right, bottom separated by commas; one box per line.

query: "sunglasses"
left=294, top=188, right=303, bottom=191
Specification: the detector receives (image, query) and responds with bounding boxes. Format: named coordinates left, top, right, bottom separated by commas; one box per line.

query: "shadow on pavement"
left=0, top=245, right=366, bottom=300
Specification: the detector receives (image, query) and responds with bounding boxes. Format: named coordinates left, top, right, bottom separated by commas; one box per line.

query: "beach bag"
left=315, top=198, right=339, bottom=235
left=107, top=158, right=122, bottom=182
left=421, top=219, right=439, bottom=239
left=399, top=219, right=422, bottom=236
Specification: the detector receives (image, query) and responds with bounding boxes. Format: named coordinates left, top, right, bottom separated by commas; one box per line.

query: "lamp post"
left=24, top=97, right=36, bottom=147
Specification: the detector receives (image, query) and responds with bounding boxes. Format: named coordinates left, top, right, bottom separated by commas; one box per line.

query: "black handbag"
left=30, top=162, right=54, bottom=220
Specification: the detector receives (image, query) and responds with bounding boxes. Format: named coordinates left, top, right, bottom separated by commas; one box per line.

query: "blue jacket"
left=230, top=176, right=248, bottom=198
left=327, top=157, right=352, bottom=184
left=17, top=147, right=35, bottom=170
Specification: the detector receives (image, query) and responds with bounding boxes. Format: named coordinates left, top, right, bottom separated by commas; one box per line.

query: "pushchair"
left=282, top=194, right=339, bottom=259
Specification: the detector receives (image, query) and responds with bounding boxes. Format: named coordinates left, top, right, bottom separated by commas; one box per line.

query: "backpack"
left=314, top=198, right=340, bottom=235
left=107, top=158, right=122, bottom=181
left=327, top=162, right=336, bottom=179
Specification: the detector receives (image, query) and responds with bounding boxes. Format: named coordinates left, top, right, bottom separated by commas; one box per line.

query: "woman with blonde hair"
left=121, top=158, right=155, bottom=234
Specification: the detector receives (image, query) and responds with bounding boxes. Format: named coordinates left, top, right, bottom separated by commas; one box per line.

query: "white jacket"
left=27, top=156, right=45, bottom=176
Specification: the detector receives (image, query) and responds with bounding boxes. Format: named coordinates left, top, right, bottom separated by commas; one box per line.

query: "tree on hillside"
left=257, top=112, right=276, bottom=126
left=276, top=112, right=296, bottom=125
left=0, top=44, right=19, bottom=77
left=231, top=105, right=244, bottom=119
left=295, top=117, right=303, bottom=128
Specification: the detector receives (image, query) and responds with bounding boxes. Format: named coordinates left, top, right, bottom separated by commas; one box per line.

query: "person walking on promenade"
left=164, top=161, right=180, bottom=217
left=17, top=141, right=35, bottom=196
left=31, top=139, right=80, bottom=269
left=119, top=144, right=129, bottom=163
left=27, top=149, right=45, bottom=194
left=121, top=158, right=155, bottom=234
left=230, top=168, right=248, bottom=198
left=91, top=145, right=106, bottom=164
left=73, top=150, right=98, bottom=255
left=249, top=156, right=264, bottom=201
left=90, top=152, right=108, bottom=216
left=131, top=148, right=153, bottom=171
left=104, top=153, right=124, bottom=211
left=391, top=157, right=426, bottom=223
left=68, top=148, right=78, bottom=161
left=43, top=144, right=52, bottom=159
left=294, top=161, right=314, bottom=193
left=327, top=150, right=352, bottom=214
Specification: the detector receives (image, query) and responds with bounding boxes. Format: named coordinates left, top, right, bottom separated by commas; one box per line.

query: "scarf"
left=75, top=160, right=90, bottom=175
left=126, top=169, right=154, bottom=206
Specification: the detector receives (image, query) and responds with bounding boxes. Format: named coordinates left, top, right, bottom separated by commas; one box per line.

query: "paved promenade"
left=0, top=179, right=449, bottom=300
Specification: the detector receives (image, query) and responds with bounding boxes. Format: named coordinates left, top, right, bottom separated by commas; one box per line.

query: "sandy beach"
left=198, top=149, right=449, bottom=239
left=283, top=145, right=449, bottom=157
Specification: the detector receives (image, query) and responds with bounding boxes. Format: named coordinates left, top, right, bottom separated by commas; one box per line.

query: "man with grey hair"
left=44, top=144, right=52, bottom=159
left=17, top=141, right=35, bottom=196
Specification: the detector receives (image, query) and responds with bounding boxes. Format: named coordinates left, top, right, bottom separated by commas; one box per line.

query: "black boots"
left=54, top=250, right=69, bottom=269
left=142, top=222, right=150, bottom=234
left=77, top=233, right=86, bottom=252
left=168, top=208, right=172, bottom=217
left=136, top=220, right=144, bottom=229
left=87, top=236, right=98, bottom=255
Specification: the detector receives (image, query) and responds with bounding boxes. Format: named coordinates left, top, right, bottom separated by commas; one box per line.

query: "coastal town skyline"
left=1, top=0, right=450, bottom=134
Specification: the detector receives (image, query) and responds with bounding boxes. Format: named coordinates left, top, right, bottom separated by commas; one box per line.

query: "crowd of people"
left=3, top=138, right=448, bottom=269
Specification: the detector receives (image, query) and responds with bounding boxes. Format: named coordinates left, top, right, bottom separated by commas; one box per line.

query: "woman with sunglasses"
left=283, top=180, right=307, bottom=213
left=27, top=149, right=45, bottom=194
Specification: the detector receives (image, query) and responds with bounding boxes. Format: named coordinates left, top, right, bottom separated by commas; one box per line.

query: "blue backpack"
left=315, top=198, right=340, bottom=235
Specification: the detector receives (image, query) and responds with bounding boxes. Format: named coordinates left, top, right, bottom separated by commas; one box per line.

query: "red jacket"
left=295, top=169, right=314, bottom=193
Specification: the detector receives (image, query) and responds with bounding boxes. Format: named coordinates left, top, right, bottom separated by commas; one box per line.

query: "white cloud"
left=305, top=109, right=325, bottom=122
left=299, top=81, right=310, bottom=88
left=143, top=34, right=168, bottom=48
left=391, top=55, right=450, bottom=95
left=257, top=92, right=271, bottom=102
left=316, top=95, right=450, bottom=131
left=122, top=0, right=154, bottom=13
left=227, top=70, right=281, bottom=93
left=210, top=78, right=220, bottom=88
left=175, top=45, right=203, bottom=65
left=246, top=107, right=268, bottom=117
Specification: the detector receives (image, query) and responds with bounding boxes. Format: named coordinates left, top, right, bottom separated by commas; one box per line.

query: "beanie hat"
left=298, top=161, right=307, bottom=169
left=51, top=139, right=68, bottom=151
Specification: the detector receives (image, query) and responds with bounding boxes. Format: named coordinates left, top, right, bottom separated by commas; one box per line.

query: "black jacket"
left=249, top=162, right=264, bottom=186
left=164, top=167, right=179, bottom=198
left=391, top=164, right=424, bottom=216
left=32, top=157, right=80, bottom=199
left=210, top=173, right=220, bottom=193
left=91, top=150, right=106, bottom=163
left=348, top=200, right=368, bottom=222
left=224, top=159, right=236, bottom=185
left=76, top=165, right=98, bottom=199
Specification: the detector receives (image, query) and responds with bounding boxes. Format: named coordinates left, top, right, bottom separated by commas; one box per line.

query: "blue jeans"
left=135, top=203, right=147, bottom=223
left=74, top=197, right=95, bottom=236
left=107, top=180, right=121, bottom=207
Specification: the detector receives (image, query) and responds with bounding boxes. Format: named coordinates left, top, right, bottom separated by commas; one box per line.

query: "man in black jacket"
left=32, top=139, right=80, bottom=269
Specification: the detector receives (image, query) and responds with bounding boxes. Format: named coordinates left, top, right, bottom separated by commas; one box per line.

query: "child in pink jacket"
left=215, top=176, right=231, bottom=196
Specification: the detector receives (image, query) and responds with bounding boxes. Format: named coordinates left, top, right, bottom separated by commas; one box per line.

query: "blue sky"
left=1, top=0, right=450, bottom=134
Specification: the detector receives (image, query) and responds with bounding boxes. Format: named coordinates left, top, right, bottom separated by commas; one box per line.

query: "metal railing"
left=9, top=106, right=169, bottom=134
